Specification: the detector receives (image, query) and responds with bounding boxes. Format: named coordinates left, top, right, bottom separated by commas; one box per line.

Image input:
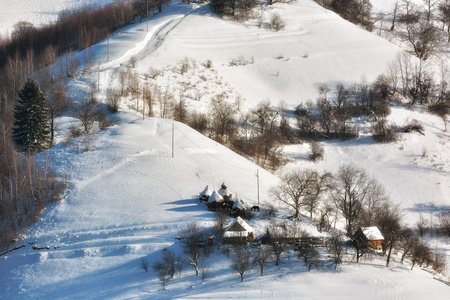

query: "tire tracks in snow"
left=100, top=4, right=204, bottom=97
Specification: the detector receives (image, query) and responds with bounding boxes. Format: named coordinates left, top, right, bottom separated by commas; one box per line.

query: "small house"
left=199, top=185, right=211, bottom=202
left=223, top=216, right=254, bottom=243
left=355, top=226, right=384, bottom=251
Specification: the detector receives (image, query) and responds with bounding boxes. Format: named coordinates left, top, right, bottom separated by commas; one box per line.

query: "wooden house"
left=354, top=226, right=384, bottom=251
left=223, top=216, right=254, bottom=243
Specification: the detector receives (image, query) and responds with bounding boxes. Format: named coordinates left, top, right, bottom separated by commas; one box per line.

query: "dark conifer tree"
left=12, top=79, right=50, bottom=153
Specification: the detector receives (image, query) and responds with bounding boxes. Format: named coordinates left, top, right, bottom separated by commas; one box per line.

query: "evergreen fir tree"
left=12, top=79, right=50, bottom=153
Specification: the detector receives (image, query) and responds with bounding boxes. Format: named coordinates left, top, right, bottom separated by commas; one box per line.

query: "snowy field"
left=1, top=0, right=450, bottom=299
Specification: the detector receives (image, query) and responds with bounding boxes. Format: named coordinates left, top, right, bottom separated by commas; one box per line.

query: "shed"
left=355, top=226, right=384, bottom=251
left=223, top=216, right=254, bottom=243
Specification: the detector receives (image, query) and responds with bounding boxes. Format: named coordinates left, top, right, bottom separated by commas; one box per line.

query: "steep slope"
left=0, top=114, right=278, bottom=299
left=141, top=0, right=402, bottom=107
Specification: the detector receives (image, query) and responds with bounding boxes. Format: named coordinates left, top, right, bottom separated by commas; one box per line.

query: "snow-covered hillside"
left=0, top=0, right=449, bottom=299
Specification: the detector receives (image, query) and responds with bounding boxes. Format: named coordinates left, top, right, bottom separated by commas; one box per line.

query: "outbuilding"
left=355, top=226, right=384, bottom=251
left=223, top=216, right=254, bottom=243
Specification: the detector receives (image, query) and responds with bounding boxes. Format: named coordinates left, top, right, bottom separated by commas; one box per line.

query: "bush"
left=372, top=119, right=398, bottom=142
left=310, top=141, right=324, bottom=161
left=403, top=119, right=424, bottom=133
left=270, top=12, right=286, bottom=31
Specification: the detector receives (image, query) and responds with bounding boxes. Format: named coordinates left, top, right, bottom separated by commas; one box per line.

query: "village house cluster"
left=198, top=183, right=386, bottom=252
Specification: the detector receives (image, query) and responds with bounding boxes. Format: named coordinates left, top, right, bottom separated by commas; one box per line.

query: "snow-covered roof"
left=223, top=216, right=253, bottom=238
left=199, top=185, right=211, bottom=197
left=208, top=191, right=223, bottom=203
left=361, top=226, right=384, bottom=241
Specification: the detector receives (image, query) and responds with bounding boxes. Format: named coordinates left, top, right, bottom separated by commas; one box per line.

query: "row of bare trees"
left=0, top=130, right=67, bottom=250
left=315, top=0, right=373, bottom=30
left=0, top=1, right=154, bottom=251
left=270, top=164, right=447, bottom=273
left=112, top=60, right=294, bottom=169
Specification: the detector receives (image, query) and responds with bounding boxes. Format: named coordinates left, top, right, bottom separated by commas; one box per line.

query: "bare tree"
left=410, top=240, right=432, bottom=270
left=200, top=259, right=210, bottom=283
left=106, top=88, right=121, bottom=113
left=361, top=181, right=389, bottom=226
left=400, top=3, right=441, bottom=60
left=328, top=235, right=344, bottom=269
left=117, top=67, right=129, bottom=96
left=270, top=169, right=322, bottom=219
left=253, top=245, right=272, bottom=276
left=161, top=248, right=177, bottom=278
left=298, top=239, right=320, bottom=271
left=398, top=228, right=419, bottom=264
left=390, top=0, right=401, bottom=31
left=331, top=0, right=373, bottom=30
left=431, top=251, right=447, bottom=274
left=231, top=245, right=252, bottom=282
left=309, top=141, right=324, bottom=162
left=375, top=202, right=403, bottom=267
left=332, top=164, right=376, bottom=236
left=209, top=94, right=236, bottom=142
left=11, top=21, right=34, bottom=38
left=438, top=211, right=450, bottom=237
left=429, top=101, right=449, bottom=131
left=438, top=2, right=450, bottom=42
left=152, top=260, right=169, bottom=289
left=417, top=212, right=429, bottom=237
left=179, top=222, right=204, bottom=276
left=352, top=230, right=369, bottom=263
left=423, top=0, right=438, bottom=22
left=75, top=98, right=98, bottom=133
left=271, top=241, right=287, bottom=266
left=173, top=99, right=188, bottom=123
left=141, top=257, right=149, bottom=273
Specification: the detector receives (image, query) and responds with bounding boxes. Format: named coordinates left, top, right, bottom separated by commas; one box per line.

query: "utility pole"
left=97, top=63, right=100, bottom=92
left=257, top=169, right=260, bottom=205
left=142, top=85, right=145, bottom=120
left=136, top=80, right=139, bottom=112
left=172, top=123, right=175, bottom=159
left=107, top=33, right=110, bottom=62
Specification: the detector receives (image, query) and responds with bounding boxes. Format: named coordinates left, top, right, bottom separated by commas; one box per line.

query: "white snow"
left=362, top=226, right=385, bottom=241
left=1, top=0, right=450, bottom=299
